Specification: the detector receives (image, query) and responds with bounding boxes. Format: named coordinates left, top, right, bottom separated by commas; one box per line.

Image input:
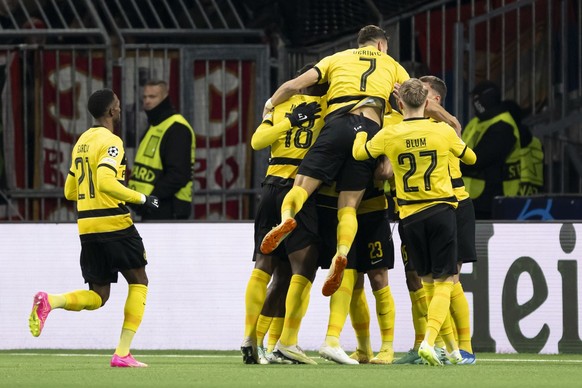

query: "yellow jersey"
left=252, top=94, right=326, bottom=184
left=315, top=45, right=409, bottom=118
left=64, top=127, right=143, bottom=241
left=353, top=118, right=476, bottom=219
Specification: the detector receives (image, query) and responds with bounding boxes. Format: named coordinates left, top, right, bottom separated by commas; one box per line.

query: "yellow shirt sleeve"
left=96, top=138, right=144, bottom=204
left=64, top=170, right=77, bottom=201
left=251, top=113, right=292, bottom=150
left=448, top=126, right=477, bottom=165
left=353, top=128, right=388, bottom=161
left=352, top=131, right=370, bottom=160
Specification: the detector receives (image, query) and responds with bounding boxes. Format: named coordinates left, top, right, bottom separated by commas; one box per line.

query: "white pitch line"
left=2, top=353, right=582, bottom=363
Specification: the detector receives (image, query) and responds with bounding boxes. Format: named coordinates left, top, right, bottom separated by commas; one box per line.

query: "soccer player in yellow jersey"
left=316, top=166, right=396, bottom=365
left=28, top=89, right=159, bottom=368
left=260, top=25, right=461, bottom=299
left=353, top=78, right=476, bottom=366
left=259, top=25, right=409, bottom=299
left=242, top=65, right=326, bottom=365
left=421, top=75, right=477, bottom=364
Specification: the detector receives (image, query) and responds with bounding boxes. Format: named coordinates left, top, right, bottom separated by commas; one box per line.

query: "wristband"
left=265, top=98, right=274, bottom=110
left=140, top=193, right=146, bottom=204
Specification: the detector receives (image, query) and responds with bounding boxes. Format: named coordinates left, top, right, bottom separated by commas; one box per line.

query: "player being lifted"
left=259, top=25, right=460, bottom=298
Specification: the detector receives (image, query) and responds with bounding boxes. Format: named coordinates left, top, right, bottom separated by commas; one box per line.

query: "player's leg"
left=394, top=224, right=425, bottom=364
left=368, top=268, right=395, bottom=364
left=319, top=268, right=358, bottom=364
left=110, top=264, right=149, bottom=368
left=28, top=287, right=105, bottom=338
left=417, top=206, right=457, bottom=366
left=323, top=189, right=365, bottom=296
left=29, top=240, right=111, bottom=338
left=243, top=184, right=285, bottom=363
left=450, top=198, right=477, bottom=364
left=275, top=244, right=319, bottom=364
left=348, top=273, right=374, bottom=363
left=242, top=253, right=277, bottom=363
left=258, top=259, right=291, bottom=364
left=359, top=209, right=395, bottom=364
left=106, top=234, right=150, bottom=368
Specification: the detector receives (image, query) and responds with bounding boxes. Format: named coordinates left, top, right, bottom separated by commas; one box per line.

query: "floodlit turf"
left=2, top=350, right=582, bottom=388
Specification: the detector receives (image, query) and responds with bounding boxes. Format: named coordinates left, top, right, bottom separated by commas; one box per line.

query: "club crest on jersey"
left=107, top=146, right=119, bottom=157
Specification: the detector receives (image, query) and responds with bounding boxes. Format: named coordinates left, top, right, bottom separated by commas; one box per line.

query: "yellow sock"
left=450, top=282, right=473, bottom=353
left=267, top=317, right=284, bottom=352
left=425, top=282, right=453, bottom=346
left=409, top=289, right=427, bottom=349
left=435, top=336, right=446, bottom=349
left=49, top=290, right=102, bottom=311
left=279, top=275, right=312, bottom=346
left=115, top=284, right=147, bottom=356
left=373, top=286, right=395, bottom=350
left=256, top=314, right=272, bottom=347
left=326, top=269, right=357, bottom=343
left=349, top=286, right=371, bottom=353
left=337, top=207, right=358, bottom=256
left=281, top=186, right=308, bottom=220
left=439, top=314, right=458, bottom=352
left=244, top=269, right=271, bottom=339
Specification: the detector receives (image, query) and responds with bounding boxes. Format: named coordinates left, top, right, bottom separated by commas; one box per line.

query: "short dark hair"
left=357, top=25, right=388, bottom=46
left=87, top=89, right=115, bottom=119
left=419, top=75, right=447, bottom=102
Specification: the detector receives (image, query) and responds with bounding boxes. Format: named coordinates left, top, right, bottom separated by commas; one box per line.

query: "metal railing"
left=284, top=0, right=581, bottom=196
left=0, top=0, right=580, bottom=220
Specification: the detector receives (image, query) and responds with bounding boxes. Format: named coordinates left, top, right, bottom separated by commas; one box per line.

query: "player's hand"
left=392, top=82, right=402, bottom=100
left=143, top=195, right=159, bottom=209
left=262, top=98, right=274, bottom=118
left=287, top=102, right=321, bottom=127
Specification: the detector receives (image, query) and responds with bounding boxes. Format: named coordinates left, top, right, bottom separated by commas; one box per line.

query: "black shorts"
left=399, top=204, right=458, bottom=278
left=80, top=232, right=147, bottom=284
left=398, top=221, right=416, bottom=272
left=456, top=198, right=477, bottom=263
left=298, top=113, right=380, bottom=191
left=354, top=210, right=394, bottom=273
left=317, top=206, right=394, bottom=272
left=254, top=183, right=319, bottom=257
left=254, top=183, right=291, bottom=259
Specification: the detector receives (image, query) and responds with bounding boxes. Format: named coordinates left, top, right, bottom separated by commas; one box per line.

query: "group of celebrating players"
left=242, top=24, right=478, bottom=366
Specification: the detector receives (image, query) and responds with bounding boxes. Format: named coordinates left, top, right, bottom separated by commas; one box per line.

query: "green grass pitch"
left=2, top=350, right=582, bottom=387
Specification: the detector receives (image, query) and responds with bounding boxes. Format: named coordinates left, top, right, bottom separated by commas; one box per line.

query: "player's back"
left=266, top=94, right=326, bottom=182
left=69, top=126, right=134, bottom=237
left=317, top=46, right=408, bottom=116
left=383, top=119, right=463, bottom=218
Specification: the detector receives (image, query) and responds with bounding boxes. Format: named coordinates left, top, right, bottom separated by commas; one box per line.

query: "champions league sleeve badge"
left=107, top=146, right=119, bottom=157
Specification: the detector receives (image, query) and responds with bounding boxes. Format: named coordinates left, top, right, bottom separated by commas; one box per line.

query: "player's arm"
left=264, top=68, right=319, bottom=116
left=449, top=127, right=477, bottom=165
left=97, top=164, right=144, bottom=204
left=96, top=141, right=145, bottom=204
left=64, top=170, right=77, bottom=201
left=352, top=130, right=385, bottom=161
left=251, top=113, right=292, bottom=150
left=374, top=155, right=394, bottom=180
left=426, top=101, right=462, bottom=135
left=254, top=101, right=322, bottom=150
